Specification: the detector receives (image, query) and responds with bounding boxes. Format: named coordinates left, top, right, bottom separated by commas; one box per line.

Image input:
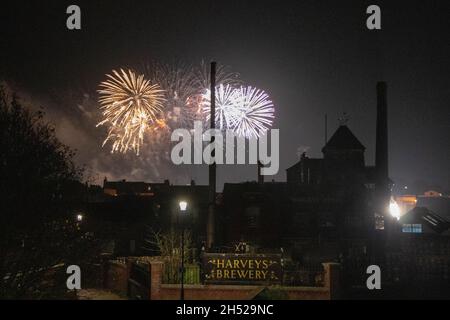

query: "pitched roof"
left=286, top=157, right=323, bottom=171
left=400, top=207, right=450, bottom=234
left=322, top=125, right=365, bottom=152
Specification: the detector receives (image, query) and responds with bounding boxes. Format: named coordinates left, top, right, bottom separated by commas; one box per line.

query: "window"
left=245, top=207, right=260, bottom=229
left=402, top=224, right=422, bottom=233
left=365, top=183, right=375, bottom=189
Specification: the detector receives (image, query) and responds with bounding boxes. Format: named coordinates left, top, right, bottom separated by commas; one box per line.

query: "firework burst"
left=143, top=62, right=204, bottom=130
left=141, top=60, right=241, bottom=131
left=97, top=68, right=165, bottom=155
left=230, top=86, right=275, bottom=138
left=194, top=61, right=241, bottom=130
left=202, top=84, right=240, bottom=130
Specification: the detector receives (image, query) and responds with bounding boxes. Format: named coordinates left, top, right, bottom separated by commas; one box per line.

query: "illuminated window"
left=402, top=224, right=422, bottom=233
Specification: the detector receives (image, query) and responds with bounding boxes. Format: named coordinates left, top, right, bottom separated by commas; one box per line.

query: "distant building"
left=398, top=206, right=450, bottom=235
left=103, top=177, right=169, bottom=197
left=393, top=190, right=449, bottom=219
left=417, top=190, right=450, bottom=220
left=285, top=124, right=378, bottom=240
left=88, top=179, right=209, bottom=256
left=395, top=195, right=417, bottom=217
left=220, top=181, right=288, bottom=248
left=287, top=125, right=371, bottom=187
left=219, top=124, right=379, bottom=258
left=423, top=190, right=443, bottom=197
left=220, top=82, right=395, bottom=289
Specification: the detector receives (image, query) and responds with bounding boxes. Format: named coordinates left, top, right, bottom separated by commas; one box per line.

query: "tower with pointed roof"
left=287, top=123, right=369, bottom=188
left=322, top=124, right=366, bottom=168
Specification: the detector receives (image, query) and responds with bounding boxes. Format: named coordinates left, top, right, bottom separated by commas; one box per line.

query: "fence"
left=282, top=260, right=325, bottom=287
left=163, top=262, right=201, bottom=284
left=283, top=264, right=324, bottom=287
left=126, top=258, right=201, bottom=299
left=128, top=261, right=151, bottom=299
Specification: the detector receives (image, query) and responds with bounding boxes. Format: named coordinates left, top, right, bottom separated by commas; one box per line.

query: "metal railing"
left=163, top=262, right=201, bottom=284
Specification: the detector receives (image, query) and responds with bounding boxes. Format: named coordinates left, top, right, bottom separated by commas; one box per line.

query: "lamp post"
left=178, top=201, right=188, bottom=300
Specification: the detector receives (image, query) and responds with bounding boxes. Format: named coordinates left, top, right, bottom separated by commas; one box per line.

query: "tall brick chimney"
left=375, top=81, right=391, bottom=232
left=207, top=62, right=216, bottom=249
left=257, top=161, right=264, bottom=185
left=376, top=82, right=388, bottom=181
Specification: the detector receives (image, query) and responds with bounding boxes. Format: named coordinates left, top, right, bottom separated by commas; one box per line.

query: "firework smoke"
left=144, top=62, right=201, bottom=130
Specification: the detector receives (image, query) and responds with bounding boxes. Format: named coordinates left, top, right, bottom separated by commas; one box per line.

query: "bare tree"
left=143, top=228, right=193, bottom=284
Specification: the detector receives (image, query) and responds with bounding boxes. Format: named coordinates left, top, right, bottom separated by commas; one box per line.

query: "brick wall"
left=103, top=258, right=341, bottom=300
left=157, top=284, right=265, bottom=300
left=104, top=260, right=128, bottom=295
left=150, top=261, right=340, bottom=300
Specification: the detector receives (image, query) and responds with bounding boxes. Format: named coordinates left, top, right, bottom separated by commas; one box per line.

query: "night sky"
left=1, top=0, right=448, bottom=192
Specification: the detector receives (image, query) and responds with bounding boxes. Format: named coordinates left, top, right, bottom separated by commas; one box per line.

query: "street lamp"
left=178, top=201, right=188, bottom=300
left=76, top=213, right=83, bottom=222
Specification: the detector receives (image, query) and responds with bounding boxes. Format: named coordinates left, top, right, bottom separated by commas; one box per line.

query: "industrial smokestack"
left=207, top=62, right=216, bottom=249
left=375, top=82, right=388, bottom=181
left=257, top=161, right=264, bottom=185
left=375, top=81, right=392, bottom=234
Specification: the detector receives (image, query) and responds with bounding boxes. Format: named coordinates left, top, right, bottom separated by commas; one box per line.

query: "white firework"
left=202, top=84, right=240, bottom=130
left=230, top=86, right=275, bottom=138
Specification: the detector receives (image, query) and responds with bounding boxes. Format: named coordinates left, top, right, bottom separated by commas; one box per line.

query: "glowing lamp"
left=389, top=199, right=400, bottom=220
left=179, top=201, right=188, bottom=212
